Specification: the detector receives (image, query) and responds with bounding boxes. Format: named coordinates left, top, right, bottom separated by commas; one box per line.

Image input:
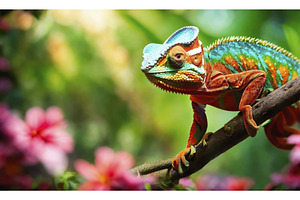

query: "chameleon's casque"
left=141, top=26, right=300, bottom=174
left=141, top=26, right=199, bottom=70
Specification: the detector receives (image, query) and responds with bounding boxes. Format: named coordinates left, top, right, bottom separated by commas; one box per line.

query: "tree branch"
left=131, top=76, right=300, bottom=183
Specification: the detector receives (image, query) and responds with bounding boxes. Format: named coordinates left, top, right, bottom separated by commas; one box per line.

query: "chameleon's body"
left=141, top=26, right=300, bottom=173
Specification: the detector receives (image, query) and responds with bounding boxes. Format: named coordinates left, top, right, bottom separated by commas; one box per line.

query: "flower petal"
left=95, top=147, right=115, bottom=172
left=179, top=177, right=195, bottom=188
left=74, top=159, right=100, bottom=182
left=77, top=181, right=110, bottom=190
left=290, top=146, right=300, bottom=164
left=287, top=134, right=300, bottom=145
left=4, top=115, right=28, bottom=138
left=110, top=151, right=134, bottom=172
left=37, top=145, right=68, bottom=175
left=0, top=103, right=11, bottom=123
left=110, top=172, right=146, bottom=190
left=45, top=106, right=63, bottom=127
left=25, top=107, right=45, bottom=130
left=42, top=128, right=74, bottom=153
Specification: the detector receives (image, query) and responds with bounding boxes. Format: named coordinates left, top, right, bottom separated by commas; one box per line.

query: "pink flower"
left=270, top=164, right=300, bottom=189
left=288, top=134, right=300, bottom=164
left=179, top=177, right=195, bottom=189
left=0, top=104, right=12, bottom=127
left=288, top=134, right=300, bottom=145
left=195, top=174, right=253, bottom=190
left=266, top=134, right=300, bottom=190
left=5, top=106, right=73, bottom=175
left=196, top=175, right=228, bottom=190
left=75, top=147, right=151, bottom=190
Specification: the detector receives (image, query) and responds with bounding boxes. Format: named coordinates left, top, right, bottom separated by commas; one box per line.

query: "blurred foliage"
left=1, top=10, right=300, bottom=189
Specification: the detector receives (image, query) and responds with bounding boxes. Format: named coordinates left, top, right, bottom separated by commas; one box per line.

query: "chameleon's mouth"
left=145, top=70, right=205, bottom=94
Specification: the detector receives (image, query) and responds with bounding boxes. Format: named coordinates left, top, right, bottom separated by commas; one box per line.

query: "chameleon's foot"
left=244, top=119, right=259, bottom=137
left=241, top=105, right=259, bottom=137
left=172, top=146, right=196, bottom=174
left=200, top=132, right=213, bottom=146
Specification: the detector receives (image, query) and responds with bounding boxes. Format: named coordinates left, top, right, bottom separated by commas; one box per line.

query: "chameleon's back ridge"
left=205, top=36, right=300, bottom=90
left=206, top=36, right=300, bottom=65
left=141, top=26, right=300, bottom=174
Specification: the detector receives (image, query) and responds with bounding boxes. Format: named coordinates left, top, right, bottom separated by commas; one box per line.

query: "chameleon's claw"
left=172, top=131, right=213, bottom=174
left=200, top=132, right=213, bottom=146
left=188, top=145, right=196, bottom=159
left=172, top=146, right=196, bottom=174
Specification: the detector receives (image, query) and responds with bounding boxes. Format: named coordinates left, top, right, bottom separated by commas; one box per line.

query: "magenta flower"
left=0, top=57, right=10, bottom=71
left=75, top=147, right=152, bottom=190
left=266, top=134, right=300, bottom=190
left=5, top=106, right=74, bottom=175
left=196, top=175, right=228, bottom=190
left=288, top=134, right=300, bottom=164
left=270, top=164, right=300, bottom=189
left=178, top=177, right=195, bottom=189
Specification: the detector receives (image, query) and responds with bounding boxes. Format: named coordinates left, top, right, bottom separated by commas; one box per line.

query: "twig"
left=131, top=76, right=300, bottom=183
left=130, top=159, right=172, bottom=175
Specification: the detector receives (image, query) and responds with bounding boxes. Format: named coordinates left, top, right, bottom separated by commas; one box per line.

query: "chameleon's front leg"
left=172, top=102, right=210, bottom=174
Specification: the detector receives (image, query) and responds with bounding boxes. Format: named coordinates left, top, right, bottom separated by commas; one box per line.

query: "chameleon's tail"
left=263, top=102, right=300, bottom=150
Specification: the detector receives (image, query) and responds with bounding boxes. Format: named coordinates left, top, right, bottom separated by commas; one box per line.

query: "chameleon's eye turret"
left=169, top=46, right=187, bottom=68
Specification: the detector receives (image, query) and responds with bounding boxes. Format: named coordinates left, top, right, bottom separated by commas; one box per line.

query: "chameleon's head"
left=141, top=26, right=206, bottom=94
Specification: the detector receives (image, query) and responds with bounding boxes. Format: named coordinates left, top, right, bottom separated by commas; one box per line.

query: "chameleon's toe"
left=241, top=105, right=259, bottom=137
left=172, top=146, right=196, bottom=174
left=245, top=120, right=259, bottom=137
left=200, top=132, right=213, bottom=146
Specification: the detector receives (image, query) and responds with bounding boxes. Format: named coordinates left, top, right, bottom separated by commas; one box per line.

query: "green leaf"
left=144, top=183, right=152, bottom=191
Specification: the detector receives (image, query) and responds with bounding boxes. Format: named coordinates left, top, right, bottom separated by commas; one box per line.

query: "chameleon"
left=141, top=26, right=300, bottom=174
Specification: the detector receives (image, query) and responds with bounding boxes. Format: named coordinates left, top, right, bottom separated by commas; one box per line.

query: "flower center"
left=99, top=174, right=109, bottom=185
left=31, top=128, right=42, bottom=138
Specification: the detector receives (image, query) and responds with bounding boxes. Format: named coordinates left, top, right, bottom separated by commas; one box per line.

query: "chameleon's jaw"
left=145, top=70, right=205, bottom=94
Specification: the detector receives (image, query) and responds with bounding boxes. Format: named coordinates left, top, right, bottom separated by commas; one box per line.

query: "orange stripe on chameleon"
left=292, top=71, right=298, bottom=80
left=278, top=66, right=289, bottom=85
left=225, top=56, right=242, bottom=72
left=239, top=55, right=258, bottom=70
left=246, top=59, right=257, bottom=70
left=265, top=59, right=278, bottom=89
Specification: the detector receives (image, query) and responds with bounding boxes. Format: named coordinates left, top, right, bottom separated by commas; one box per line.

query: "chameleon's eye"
left=169, top=46, right=186, bottom=68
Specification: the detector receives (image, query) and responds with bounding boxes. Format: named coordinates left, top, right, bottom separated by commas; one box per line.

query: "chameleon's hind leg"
left=172, top=102, right=208, bottom=174
left=264, top=104, right=300, bottom=150
left=237, top=71, right=266, bottom=137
